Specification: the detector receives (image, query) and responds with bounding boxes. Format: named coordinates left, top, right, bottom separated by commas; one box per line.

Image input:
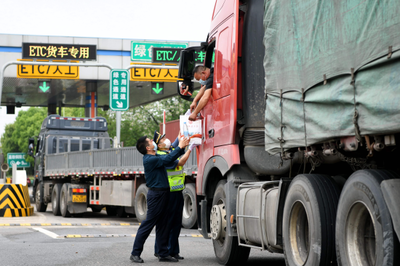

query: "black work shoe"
left=173, top=254, right=184, bottom=260
left=130, top=255, right=144, bottom=263
left=159, top=255, right=178, bottom=262
left=154, top=253, right=160, bottom=258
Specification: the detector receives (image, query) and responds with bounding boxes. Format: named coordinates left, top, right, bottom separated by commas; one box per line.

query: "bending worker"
left=130, top=134, right=189, bottom=263
left=188, top=65, right=214, bottom=121
left=153, top=131, right=198, bottom=260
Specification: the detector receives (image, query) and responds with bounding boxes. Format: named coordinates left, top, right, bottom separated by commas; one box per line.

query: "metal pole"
left=124, top=64, right=179, bottom=71
left=116, top=111, right=121, bottom=147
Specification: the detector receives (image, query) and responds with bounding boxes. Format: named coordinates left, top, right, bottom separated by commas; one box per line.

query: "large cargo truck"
left=31, top=114, right=197, bottom=228
left=177, top=0, right=400, bottom=265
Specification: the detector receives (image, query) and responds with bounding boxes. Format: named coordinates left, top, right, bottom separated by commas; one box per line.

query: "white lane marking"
left=32, top=227, right=60, bottom=239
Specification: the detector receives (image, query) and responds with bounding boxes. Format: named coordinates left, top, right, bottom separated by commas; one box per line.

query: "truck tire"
left=282, top=174, right=340, bottom=266
left=211, top=180, right=250, bottom=265
left=135, top=184, right=149, bottom=223
left=182, top=183, right=197, bottom=229
left=35, top=183, right=47, bottom=212
left=51, top=183, right=62, bottom=216
left=60, top=184, right=71, bottom=217
left=336, top=170, right=399, bottom=266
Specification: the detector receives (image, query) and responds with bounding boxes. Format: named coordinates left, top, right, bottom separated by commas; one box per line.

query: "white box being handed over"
left=180, top=114, right=202, bottom=145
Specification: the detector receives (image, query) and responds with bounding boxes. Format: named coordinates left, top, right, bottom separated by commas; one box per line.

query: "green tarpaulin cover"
left=263, top=0, right=400, bottom=154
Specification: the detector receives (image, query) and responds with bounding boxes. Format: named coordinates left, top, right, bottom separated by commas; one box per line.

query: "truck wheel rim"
left=289, top=201, right=310, bottom=265
left=137, top=194, right=147, bottom=216
left=53, top=192, right=57, bottom=209
left=210, top=203, right=226, bottom=242
left=61, top=191, right=65, bottom=210
left=183, top=194, right=192, bottom=219
left=36, top=188, right=41, bottom=203
left=345, top=202, right=376, bottom=266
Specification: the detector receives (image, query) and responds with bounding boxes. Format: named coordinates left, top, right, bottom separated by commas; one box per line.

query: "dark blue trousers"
left=154, top=191, right=184, bottom=256
left=131, top=190, right=170, bottom=257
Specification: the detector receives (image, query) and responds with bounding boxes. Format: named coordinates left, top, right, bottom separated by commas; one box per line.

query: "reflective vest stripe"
left=156, top=149, right=185, bottom=192
left=167, top=169, right=184, bottom=176
left=171, top=184, right=185, bottom=191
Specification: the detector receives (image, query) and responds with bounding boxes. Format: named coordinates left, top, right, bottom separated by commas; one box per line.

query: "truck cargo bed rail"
left=45, top=147, right=197, bottom=176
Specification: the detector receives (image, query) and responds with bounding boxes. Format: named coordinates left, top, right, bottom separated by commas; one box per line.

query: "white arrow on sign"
left=116, top=101, right=123, bottom=108
left=16, top=161, right=21, bottom=165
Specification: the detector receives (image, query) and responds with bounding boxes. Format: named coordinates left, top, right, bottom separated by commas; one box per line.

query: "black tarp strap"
left=278, top=89, right=285, bottom=167
left=351, top=68, right=362, bottom=143
left=302, top=88, right=308, bottom=172
left=388, top=46, right=393, bottom=59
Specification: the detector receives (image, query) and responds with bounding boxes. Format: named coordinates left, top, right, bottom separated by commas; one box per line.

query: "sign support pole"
left=163, top=110, right=166, bottom=135
left=116, top=112, right=121, bottom=148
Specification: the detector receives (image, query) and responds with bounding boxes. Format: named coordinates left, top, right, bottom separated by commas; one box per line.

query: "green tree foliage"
left=12, top=108, right=48, bottom=163
left=0, top=124, right=19, bottom=159
left=0, top=107, right=47, bottom=172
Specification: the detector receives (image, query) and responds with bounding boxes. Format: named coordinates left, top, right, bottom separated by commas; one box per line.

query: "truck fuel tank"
left=236, top=181, right=283, bottom=252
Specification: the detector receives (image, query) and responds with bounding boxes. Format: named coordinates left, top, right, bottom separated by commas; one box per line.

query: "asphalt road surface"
left=0, top=188, right=285, bottom=266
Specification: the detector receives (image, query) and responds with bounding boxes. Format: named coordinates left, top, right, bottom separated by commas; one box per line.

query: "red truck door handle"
left=208, top=129, right=215, bottom=138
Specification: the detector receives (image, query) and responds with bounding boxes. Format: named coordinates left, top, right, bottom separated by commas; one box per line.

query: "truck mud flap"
left=199, top=199, right=210, bottom=239
left=225, top=180, right=237, bottom=237
left=381, top=179, right=400, bottom=240
left=67, top=184, right=88, bottom=214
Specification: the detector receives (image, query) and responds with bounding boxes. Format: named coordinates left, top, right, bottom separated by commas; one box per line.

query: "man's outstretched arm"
left=189, top=88, right=212, bottom=121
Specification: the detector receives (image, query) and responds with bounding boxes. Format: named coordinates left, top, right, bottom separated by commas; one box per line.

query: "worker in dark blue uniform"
left=130, top=135, right=189, bottom=263
left=153, top=131, right=198, bottom=260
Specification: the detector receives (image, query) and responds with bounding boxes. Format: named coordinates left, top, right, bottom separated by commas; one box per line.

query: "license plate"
left=72, top=195, right=86, bottom=203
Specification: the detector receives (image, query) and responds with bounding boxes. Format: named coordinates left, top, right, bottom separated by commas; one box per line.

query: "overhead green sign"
left=7, top=153, right=30, bottom=168
left=109, top=69, right=130, bottom=111
left=152, top=48, right=182, bottom=63
left=151, top=47, right=213, bottom=64
left=131, top=42, right=188, bottom=62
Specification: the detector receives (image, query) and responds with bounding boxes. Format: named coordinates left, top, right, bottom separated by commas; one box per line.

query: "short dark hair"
left=136, top=136, right=149, bottom=155
left=193, top=65, right=207, bottom=76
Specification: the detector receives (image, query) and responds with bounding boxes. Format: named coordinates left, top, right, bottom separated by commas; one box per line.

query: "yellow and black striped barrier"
left=0, top=184, right=34, bottom=217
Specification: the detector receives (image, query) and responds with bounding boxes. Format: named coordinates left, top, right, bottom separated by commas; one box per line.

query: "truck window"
left=46, top=136, right=57, bottom=154
left=46, top=136, right=106, bottom=153
left=82, top=139, right=92, bottom=151
left=70, top=139, right=80, bottom=152
left=36, top=137, right=41, bottom=154
left=205, top=42, right=215, bottom=69
left=52, top=138, right=57, bottom=154
left=39, top=136, right=44, bottom=151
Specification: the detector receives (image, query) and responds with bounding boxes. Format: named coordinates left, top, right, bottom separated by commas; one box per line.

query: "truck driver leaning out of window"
left=153, top=130, right=198, bottom=260
left=188, top=65, right=214, bottom=121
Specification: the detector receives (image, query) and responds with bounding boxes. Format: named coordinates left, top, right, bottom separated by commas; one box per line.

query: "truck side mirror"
left=28, top=137, right=35, bottom=156
left=178, top=49, right=196, bottom=80
left=177, top=80, right=194, bottom=101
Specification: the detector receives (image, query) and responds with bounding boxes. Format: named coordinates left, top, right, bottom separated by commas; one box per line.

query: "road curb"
left=0, top=222, right=138, bottom=226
